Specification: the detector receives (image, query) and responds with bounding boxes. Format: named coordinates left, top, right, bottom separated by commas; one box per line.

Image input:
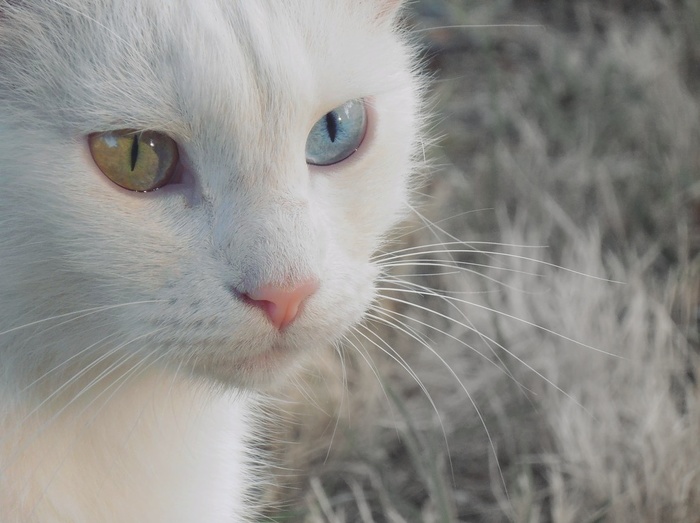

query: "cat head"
left=0, top=0, right=424, bottom=391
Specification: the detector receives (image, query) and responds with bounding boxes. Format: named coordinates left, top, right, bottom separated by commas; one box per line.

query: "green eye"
left=88, top=130, right=179, bottom=192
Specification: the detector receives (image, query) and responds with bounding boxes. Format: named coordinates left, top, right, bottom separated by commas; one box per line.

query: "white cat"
left=0, top=0, right=424, bottom=520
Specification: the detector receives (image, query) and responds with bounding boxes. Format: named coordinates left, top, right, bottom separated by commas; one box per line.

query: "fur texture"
left=0, top=1, right=424, bottom=520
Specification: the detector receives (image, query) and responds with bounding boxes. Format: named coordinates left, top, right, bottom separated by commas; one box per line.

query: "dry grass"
left=261, top=1, right=700, bottom=521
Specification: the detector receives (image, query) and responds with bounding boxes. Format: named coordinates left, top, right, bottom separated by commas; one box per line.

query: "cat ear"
left=376, top=0, right=404, bottom=23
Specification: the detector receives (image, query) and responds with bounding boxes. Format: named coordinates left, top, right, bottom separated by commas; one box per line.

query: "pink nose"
left=243, top=280, right=319, bottom=330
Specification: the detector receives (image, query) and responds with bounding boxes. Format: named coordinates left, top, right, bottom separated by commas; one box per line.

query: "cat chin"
left=185, top=344, right=307, bottom=390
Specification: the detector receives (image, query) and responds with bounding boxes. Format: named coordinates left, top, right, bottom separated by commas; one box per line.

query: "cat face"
left=0, top=0, right=422, bottom=389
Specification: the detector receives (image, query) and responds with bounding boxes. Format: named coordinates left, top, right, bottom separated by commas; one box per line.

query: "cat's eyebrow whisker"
left=0, top=301, right=165, bottom=338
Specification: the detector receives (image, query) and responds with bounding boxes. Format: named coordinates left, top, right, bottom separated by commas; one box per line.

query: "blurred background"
left=263, top=1, right=700, bottom=521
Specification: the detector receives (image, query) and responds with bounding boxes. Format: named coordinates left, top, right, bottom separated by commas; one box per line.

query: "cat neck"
left=0, top=368, right=254, bottom=522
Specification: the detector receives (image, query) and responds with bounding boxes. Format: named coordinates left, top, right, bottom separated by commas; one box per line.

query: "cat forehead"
left=0, top=0, right=412, bottom=137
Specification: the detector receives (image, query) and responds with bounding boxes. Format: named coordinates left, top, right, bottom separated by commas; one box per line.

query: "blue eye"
left=305, top=99, right=367, bottom=166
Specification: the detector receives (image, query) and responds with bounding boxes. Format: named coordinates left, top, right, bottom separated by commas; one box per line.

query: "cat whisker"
left=285, top=371, right=333, bottom=417
left=321, top=342, right=350, bottom=464
left=392, top=284, right=625, bottom=359
left=19, top=327, right=167, bottom=421
left=376, top=284, right=621, bottom=360
left=373, top=240, right=547, bottom=262
left=379, top=260, right=545, bottom=289
left=377, top=247, right=621, bottom=283
left=0, top=301, right=165, bottom=338
left=372, top=282, right=600, bottom=420
left=12, top=347, right=139, bottom=511
left=368, top=301, right=527, bottom=394
left=17, top=329, right=124, bottom=395
left=386, top=269, right=474, bottom=279
left=29, top=337, right=175, bottom=518
left=406, top=204, right=556, bottom=290
left=93, top=348, right=188, bottom=501
left=413, top=24, right=546, bottom=34
left=63, top=343, right=190, bottom=494
left=342, top=330, right=399, bottom=431
left=364, top=309, right=507, bottom=499
left=352, top=319, right=457, bottom=486
left=349, top=323, right=448, bottom=441
left=408, top=203, right=484, bottom=256
left=1, top=327, right=168, bottom=476
left=380, top=277, right=531, bottom=392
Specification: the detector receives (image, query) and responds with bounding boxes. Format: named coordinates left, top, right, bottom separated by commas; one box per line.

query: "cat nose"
left=242, top=279, right=319, bottom=330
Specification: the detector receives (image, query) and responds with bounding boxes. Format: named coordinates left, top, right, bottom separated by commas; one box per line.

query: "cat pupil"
left=130, top=134, right=139, bottom=171
left=325, top=112, right=338, bottom=142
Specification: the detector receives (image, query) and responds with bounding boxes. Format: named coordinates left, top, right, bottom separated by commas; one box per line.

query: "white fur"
left=0, top=0, right=423, bottom=520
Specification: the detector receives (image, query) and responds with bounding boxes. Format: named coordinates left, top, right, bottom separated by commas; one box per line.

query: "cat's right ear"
left=375, top=0, right=404, bottom=24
